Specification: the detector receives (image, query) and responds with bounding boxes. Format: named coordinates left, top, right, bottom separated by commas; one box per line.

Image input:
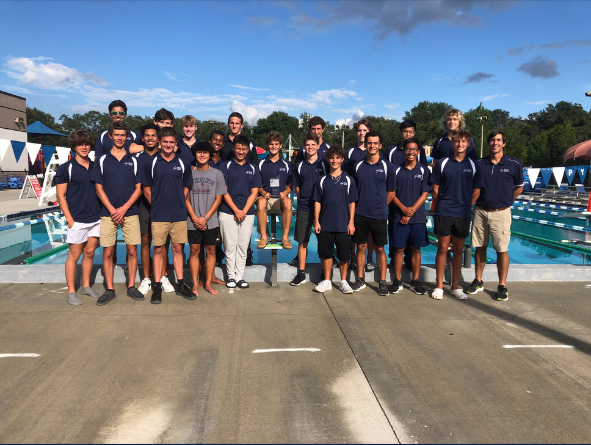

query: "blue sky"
left=1, top=0, right=590, bottom=126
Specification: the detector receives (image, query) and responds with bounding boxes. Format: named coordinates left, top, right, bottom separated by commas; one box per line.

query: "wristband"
left=205, top=215, right=210, bottom=221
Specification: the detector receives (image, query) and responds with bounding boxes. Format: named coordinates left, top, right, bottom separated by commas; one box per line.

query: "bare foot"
left=204, top=284, right=218, bottom=295
left=212, top=276, right=226, bottom=285
left=191, top=287, right=199, bottom=296
left=197, top=281, right=204, bottom=288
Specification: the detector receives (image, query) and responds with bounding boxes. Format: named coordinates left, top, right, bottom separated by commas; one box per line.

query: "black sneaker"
left=289, top=255, right=299, bottom=267
left=378, top=280, right=389, bottom=296
left=465, top=279, right=484, bottom=295
left=97, top=289, right=116, bottom=306
left=176, top=282, right=197, bottom=300
left=365, top=261, right=377, bottom=272
left=246, top=247, right=254, bottom=266
left=151, top=283, right=162, bottom=304
left=388, top=279, right=403, bottom=294
left=388, top=257, right=395, bottom=271
left=237, top=280, right=249, bottom=289
left=226, top=279, right=237, bottom=288
left=349, top=260, right=357, bottom=271
left=351, top=277, right=366, bottom=292
left=290, top=273, right=307, bottom=286
left=409, top=279, right=426, bottom=295
left=127, top=286, right=144, bottom=301
left=495, top=285, right=508, bottom=301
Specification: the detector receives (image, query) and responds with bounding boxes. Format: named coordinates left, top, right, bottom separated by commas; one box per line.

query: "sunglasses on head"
left=111, top=111, right=126, bottom=116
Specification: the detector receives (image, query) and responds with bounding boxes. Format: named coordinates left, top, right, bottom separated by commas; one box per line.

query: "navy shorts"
left=390, top=222, right=429, bottom=249
left=434, top=215, right=471, bottom=239
left=317, top=231, right=352, bottom=262
left=188, top=228, right=219, bottom=246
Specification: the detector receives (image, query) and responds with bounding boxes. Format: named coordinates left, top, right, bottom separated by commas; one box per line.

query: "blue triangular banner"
left=565, top=167, right=576, bottom=185
left=41, top=144, right=56, bottom=164
left=540, top=168, right=553, bottom=186
left=11, top=141, right=26, bottom=162
left=577, top=166, right=588, bottom=182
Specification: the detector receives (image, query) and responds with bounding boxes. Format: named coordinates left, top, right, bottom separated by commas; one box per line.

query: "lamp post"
left=336, top=124, right=349, bottom=148
left=476, top=116, right=487, bottom=158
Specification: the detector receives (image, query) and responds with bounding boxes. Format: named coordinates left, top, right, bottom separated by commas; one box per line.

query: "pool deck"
left=1, top=281, right=590, bottom=443
left=0, top=189, right=56, bottom=222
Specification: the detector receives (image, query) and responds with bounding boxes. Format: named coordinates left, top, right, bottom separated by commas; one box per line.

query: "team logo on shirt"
left=124, top=162, right=133, bottom=167
left=279, top=167, right=287, bottom=172
left=245, top=170, right=253, bottom=175
left=463, top=168, right=472, bottom=173
left=414, top=174, right=423, bottom=179
left=500, top=168, right=510, bottom=173
left=173, top=166, right=182, bottom=171
left=375, top=169, right=384, bottom=173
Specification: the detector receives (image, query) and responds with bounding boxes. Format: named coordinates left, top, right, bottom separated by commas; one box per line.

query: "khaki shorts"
left=100, top=215, right=141, bottom=247
left=257, top=196, right=283, bottom=214
left=471, top=206, right=511, bottom=252
left=151, top=221, right=188, bottom=246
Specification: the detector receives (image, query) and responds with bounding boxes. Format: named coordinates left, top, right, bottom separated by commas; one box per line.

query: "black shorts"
left=294, top=210, right=314, bottom=243
left=139, top=207, right=151, bottom=235
left=188, top=228, right=219, bottom=246
left=352, top=215, right=388, bottom=246
left=434, top=215, right=471, bottom=239
left=317, top=231, right=352, bottom=262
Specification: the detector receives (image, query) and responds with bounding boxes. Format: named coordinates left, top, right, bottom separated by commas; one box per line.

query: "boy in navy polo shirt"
left=142, top=127, right=194, bottom=304
left=291, top=133, right=328, bottom=286
left=466, top=131, right=524, bottom=301
left=56, top=130, right=101, bottom=305
left=177, top=115, right=201, bottom=168
left=350, top=130, right=396, bottom=297
left=186, top=142, right=227, bottom=296
left=256, top=131, right=293, bottom=250
left=386, top=120, right=428, bottom=271
left=209, top=130, right=225, bottom=170
left=221, top=112, right=258, bottom=164
left=390, top=138, right=431, bottom=296
left=135, top=123, right=161, bottom=295
left=431, top=130, right=483, bottom=300
left=90, top=122, right=143, bottom=306
left=312, top=145, right=357, bottom=294
left=294, top=116, right=331, bottom=164
left=431, top=109, right=477, bottom=163
left=94, top=100, right=140, bottom=159
left=344, top=119, right=371, bottom=173
left=218, top=135, right=262, bottom=289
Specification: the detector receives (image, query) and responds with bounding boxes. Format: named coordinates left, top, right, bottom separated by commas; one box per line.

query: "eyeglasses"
left=111, top=111, right=126, bottom=116
left=403, top=148, right=419, bottom=152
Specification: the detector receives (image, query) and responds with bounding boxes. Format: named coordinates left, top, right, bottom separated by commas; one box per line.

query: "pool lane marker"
left=0, top=212, right=63, bottom=232
left=252, top=348, right=321, bottom=353
left=503, top=345, right=574, bottom=349
left=0, top=353, right=41, bottom=358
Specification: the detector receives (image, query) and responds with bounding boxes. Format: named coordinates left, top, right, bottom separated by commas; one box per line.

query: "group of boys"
left=57, top=101, right=523, bottom=306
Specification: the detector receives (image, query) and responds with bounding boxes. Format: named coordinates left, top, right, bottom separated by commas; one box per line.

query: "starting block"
left=257, top=212, right=284, bottom=286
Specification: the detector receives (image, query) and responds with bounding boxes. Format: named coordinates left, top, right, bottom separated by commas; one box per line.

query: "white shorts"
left=66, top=220, right=101, bottom=244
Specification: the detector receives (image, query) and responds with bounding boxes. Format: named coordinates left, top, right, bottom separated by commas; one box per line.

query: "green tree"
left=26, top=107, right=68, bottom=146
left=251, top=111, right=300, bottom=148
left=403, top=101, right=454, bottom=145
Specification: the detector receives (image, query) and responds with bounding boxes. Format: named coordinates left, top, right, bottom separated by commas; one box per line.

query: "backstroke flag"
left=11, top=141, right=26, bottom=162
left=528, top=168, right=540, bottom=188
left=552, top=167, right=565, bottom=187
left=565, top=167, right=576, bottom=185
left=26, top=143, right=41, bottom=164
left=41, top=145, right=56, bottom=165
left=540, top=168, right=553, bottom=187
left=576, top=166, right=588, bottom=183
left=0, top=139, right=10, bottom=161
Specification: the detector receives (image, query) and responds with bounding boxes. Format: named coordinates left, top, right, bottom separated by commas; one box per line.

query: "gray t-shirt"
left=187, top=167, right=227, bottom=230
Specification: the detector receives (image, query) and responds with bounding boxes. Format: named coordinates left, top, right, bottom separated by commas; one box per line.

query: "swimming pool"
left=1, top=199, right=590, bottom=266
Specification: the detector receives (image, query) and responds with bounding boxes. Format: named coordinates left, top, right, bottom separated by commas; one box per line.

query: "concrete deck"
left=1, top=281, right=590, bottom=443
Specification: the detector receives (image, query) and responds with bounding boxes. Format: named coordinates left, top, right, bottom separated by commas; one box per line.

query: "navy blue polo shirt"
left=385, top=144, right=428, bottom=167
left=177, top=136, right=201, bottom=168
left=90, top=151, right=141, bottom=217
left=209, top=156, right=224, bottom=170
left=293, top=157, right=329, bottom=212
left=219, top=159, right=263, bottom=215
left=94, top=129, right=141, bottom=159
left=431, top=135, right=477, bottom=161
left=295, top=141, right=331, bottom=164
left=221, top=134, right=258, bottom=164
left=141, top=153, right=192, bottom=222
left=431, top=156, right=484, bottom=218
left=391, top=163, right=431, bottom=224
left=476, top=155, right=524, bottom=208
left=312, top=173, right=358, bottom=233
left=344, top=145, right=367, bottom=173
left=351, top=158, right=396, bottom=221
left=258, top=156, right=293, bottom=196
left=55, top=158, right=100, bottom=223
left=134, top=150, right=159, bottom=209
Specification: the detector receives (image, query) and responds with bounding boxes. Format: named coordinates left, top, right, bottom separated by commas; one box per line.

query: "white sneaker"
left=314, top=280, right=332, bottom=293
left=430, top=288, right=443, bottom=300
left=138, top=278, right=152, bottom=295
left=161, top=276, right=175, bottom=293
left=451, top=288, right=468, bottom=300
left=339, top=281, right=353, bottom=294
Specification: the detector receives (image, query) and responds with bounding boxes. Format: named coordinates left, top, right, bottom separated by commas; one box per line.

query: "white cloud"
left=335, top=109, right=365, bottom=128
left=164, top=71, right=181, bottom=82
left=0, top=84, right=36, bottom=95
left=229, top=84, right=271, bottom=91
left=308, top=89, right=357, bottom=104
left=3, top=56, right=107, bottom=90
left=481, top=93, right=511, bottom=101
left=384, top=103, right=400, bottom=109
left=525, top=100, right=549, bottom=105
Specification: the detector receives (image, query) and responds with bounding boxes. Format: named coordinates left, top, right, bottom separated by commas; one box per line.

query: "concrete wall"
left=0, top=90, right=28, bottom=172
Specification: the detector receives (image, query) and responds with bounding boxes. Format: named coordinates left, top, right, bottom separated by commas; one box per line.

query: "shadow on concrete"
left=464, top=296, right=591, bottom=357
